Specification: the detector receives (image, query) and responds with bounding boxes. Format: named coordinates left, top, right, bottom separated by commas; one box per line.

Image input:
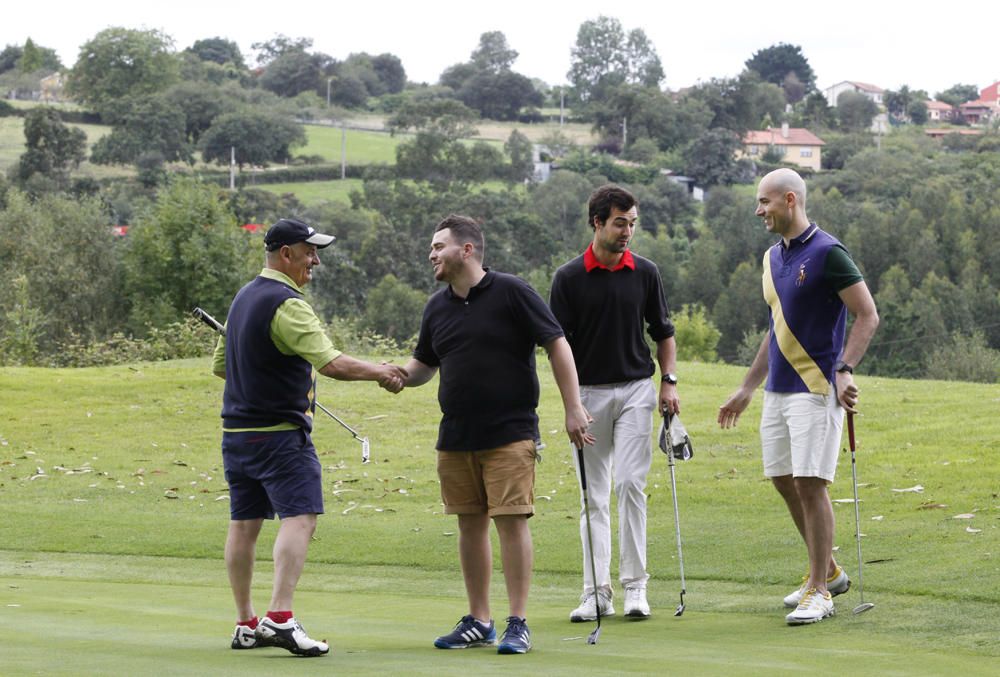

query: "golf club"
left=658, top=412, right=687, bottom=616
left=575, top=445, right=602, bottom=644
left=848, top=412, right=875, bottom=615
left=192, top=306, right=372, bottom=463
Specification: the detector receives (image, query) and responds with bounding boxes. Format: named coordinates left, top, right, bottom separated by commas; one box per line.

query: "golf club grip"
left=847, top=412, right=856, bottom=451
left=192, top=307, right=225, bottom=335
left=576, top=447, right=588, bottom=490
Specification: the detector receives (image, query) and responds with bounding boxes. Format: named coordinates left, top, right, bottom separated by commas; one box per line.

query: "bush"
left=925, top=331, right=1000, bottom=383
left=735, top=328, right=769, bottom=366
left=49, top=317, right=217, bottom=367
left=671, top=304, right=720, bottom=362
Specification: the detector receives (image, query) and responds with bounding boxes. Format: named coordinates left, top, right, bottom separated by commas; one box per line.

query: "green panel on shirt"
left=824, top=244, right=864, bottom=292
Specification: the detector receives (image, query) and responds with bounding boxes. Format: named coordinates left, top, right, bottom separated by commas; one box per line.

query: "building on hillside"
left=823, top=81, right=885, bottom=107
left=925, top=100, right=957, bottom=122
left=39, top=73, right=64, bottom=102
left=924, top=128, right=983, bottom=139
left=740, top=123, right=825, bottom=172
left=959, top=80, right=1000, bottom=124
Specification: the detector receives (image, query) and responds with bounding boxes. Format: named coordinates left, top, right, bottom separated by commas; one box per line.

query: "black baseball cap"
left=263, top=218, right=335, bottom=251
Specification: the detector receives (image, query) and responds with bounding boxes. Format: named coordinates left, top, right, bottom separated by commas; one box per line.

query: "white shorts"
left=760, top=391, right=844, bottom=482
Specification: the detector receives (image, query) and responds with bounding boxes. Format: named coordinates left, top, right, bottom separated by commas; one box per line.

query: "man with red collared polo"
left=550, top=184, right=680, bottom=622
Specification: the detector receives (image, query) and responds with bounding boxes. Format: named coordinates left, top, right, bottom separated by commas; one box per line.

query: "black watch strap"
left=834, top=360, right=853, bottom=374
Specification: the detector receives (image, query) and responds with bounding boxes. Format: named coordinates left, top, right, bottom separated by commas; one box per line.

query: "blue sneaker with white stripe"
left=497, top=616, right=531, bottom=654
left=433, top=615, right=496, bottom=649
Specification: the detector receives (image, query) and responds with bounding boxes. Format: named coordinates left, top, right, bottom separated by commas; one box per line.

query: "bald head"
left=759, top=168, right=807, bottom=211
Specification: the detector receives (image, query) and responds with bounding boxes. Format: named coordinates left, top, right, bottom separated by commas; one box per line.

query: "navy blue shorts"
left=222, top=429, right=324, bottom=520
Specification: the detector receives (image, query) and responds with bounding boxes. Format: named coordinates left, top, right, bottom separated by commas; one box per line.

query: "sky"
left=5, top=0, right=1000, bottom=97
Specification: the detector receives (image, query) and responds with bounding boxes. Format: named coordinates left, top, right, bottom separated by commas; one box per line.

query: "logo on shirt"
left=796, top=261, right=809, bottom=287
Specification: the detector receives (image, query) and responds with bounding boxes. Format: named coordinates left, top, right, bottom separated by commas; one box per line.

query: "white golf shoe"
left=623, top=586, right=651, bottom=618
left=783, top=566, right=851, bottom=608
left=570, top=587, right=615, bottom=622
left=785, top=588, right=835, bottom=625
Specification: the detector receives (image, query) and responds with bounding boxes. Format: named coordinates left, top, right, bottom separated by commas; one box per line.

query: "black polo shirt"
left=550, top=248, right=674, bottom=385
left=413, top=270, right=564, bottom=451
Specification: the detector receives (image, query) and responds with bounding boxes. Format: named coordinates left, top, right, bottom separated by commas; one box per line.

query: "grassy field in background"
left=258, top=177, right=363, bottom=205
left=0, top=358, right=997, bottom=673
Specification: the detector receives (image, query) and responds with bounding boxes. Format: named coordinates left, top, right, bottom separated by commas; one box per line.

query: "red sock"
left=237, top=616, right=258, bottom=629
left=266, top=610, right=293, bottom=624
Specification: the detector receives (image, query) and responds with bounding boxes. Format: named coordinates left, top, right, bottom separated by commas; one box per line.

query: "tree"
left=14, top=107, right=87, bottom=188
left=684, top=73, right=785, bottom=134
left=471, top=31, right=518, bottom=73
left=437, top=32, right=542, bottom=120
left=935, top=83, right=979, bottom=107
left=68, top=28, right=179, bottom=110
left=682, top=128, right=747, bottom=187
left=744, top=43, right=816, bottom=99
left=371, top=53, right=407, bottom=94
left=0, top=190, right=125, bottom=352
left=712, top=260, right=767, bottom=361
left=592, top=84, right=711, bottom=151
left=199, top=110, right=306, bottom=169
left=186, top=37, right=245, bottom=68
left=836, top=91, right=878, bottom=132
left=90, top=96, right=191, bottom=165
left=800, top=91, right=836, bottom=129
left=362, top=274, right=426, bottom=343
left=457, top=69, right=543, bottom=120
left=251, top=35, right=313, bottom=66
left=258, top=49, right=326, bottom=98
left=671, top=304, right=721, bottom=362
left=568, top=16, right=663, bottom=104
left=122, top=177, right=258, bottom=330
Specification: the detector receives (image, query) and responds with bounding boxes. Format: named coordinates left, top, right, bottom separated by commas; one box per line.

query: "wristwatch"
left=661, top=373, right=678, bottom=385
left=834, top=360, right=854, bottom=374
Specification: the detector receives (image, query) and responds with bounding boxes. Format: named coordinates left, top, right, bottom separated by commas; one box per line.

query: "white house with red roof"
left=822, top=81, right=885, bottom=107
left=741, top=123, right=826, bottom=171
left=925, top=100, right=957, bottom=121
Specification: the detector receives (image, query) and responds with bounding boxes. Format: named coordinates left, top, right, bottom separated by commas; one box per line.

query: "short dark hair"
left=435, top=214, right=485, bottom=261
left=588, top=184, right=637, bottom=230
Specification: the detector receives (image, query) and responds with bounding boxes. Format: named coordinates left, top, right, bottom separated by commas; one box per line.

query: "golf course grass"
left=0, top=358, right=996, bottom=675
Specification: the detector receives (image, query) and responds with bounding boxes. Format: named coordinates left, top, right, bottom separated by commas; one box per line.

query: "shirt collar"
left=260, top=267, right=303, bottom=293
left=782, top=223, right=819, bottom=250
left=583, top=243, right=635, bottom=272
left=444, top=268, right=494, bottom=300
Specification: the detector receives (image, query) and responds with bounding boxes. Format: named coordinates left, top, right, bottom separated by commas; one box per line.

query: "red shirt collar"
left=584, top=243, right=635, bottom=272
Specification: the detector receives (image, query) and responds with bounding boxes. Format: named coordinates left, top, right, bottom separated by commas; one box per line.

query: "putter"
left=659, top=412, right=687, bottom=616
left=192, top=307, right=372, bottom=463
left=575, top=446, right=602, bottom=644
left=848, top=412, right=875, bottom=614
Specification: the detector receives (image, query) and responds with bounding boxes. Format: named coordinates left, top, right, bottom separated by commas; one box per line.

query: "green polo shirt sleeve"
left=270, top=297, right=342, bottom=368
left=209, top=268, right=342, bottom=375
left=824, top=245, right=864, bottom=292
left=211, top=334, right=226, bottom=374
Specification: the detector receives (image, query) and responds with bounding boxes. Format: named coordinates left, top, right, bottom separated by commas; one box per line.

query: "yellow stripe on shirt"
left=762, top=252, right=830, bottom=395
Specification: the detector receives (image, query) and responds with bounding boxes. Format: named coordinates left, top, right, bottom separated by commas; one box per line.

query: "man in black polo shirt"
left=399, top=214, right=593, bottom=655
left=550, top=184, right=680, bottom=621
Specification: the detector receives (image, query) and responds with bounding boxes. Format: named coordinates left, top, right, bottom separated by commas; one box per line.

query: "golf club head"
left=361, top=437, right=371, bottom=464
left=586, top=627, right=601, bottom=644
left=674, top=603, right=685, bottom=617
left=853, top=602, right=875, bottom=615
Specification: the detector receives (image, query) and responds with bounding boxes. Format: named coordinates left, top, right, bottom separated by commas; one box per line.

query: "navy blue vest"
left=222, top=276, right=316, bottom=431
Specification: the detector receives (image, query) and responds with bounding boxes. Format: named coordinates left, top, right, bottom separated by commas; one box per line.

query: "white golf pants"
left=573, top=379, right=656, bottom=593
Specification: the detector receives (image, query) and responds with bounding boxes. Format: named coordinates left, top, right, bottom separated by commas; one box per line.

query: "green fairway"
left=0, top=359, right=997, bottom=674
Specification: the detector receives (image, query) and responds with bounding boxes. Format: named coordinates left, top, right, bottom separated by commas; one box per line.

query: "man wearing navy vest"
left=718, top=169, right=879, bottom=625
left=213, top=218, right=406, bottom=655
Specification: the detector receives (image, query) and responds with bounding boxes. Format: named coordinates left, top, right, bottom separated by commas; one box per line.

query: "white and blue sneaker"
left=497, top=616, right=531, bottom=654
left=434, top=615, right=496, bottom=649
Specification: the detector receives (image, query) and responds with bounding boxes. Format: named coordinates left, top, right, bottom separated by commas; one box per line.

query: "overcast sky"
left=5, top=0, right=999, bottom=96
